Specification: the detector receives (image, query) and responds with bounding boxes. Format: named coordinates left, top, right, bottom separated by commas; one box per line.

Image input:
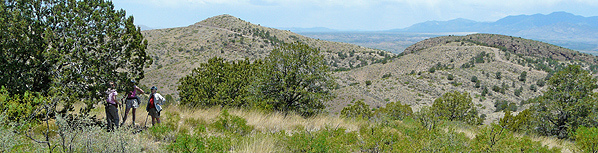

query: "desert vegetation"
left=2, top=0, right=598, bottom=152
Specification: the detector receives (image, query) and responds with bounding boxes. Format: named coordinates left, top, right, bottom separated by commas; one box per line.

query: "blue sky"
left=112, top=0, right=598, bottom=31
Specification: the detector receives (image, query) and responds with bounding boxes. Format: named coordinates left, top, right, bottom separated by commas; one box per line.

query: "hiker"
left=146, top=86, right=165, bottom=126
left=105, top=81, right=121, bottom=131
left=121, top=80, right=144, bottom=126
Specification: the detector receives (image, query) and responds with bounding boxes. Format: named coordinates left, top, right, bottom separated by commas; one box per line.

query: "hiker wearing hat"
left=105, top=81, right=121, bottom=131
left=147, top=86, right=165, bottom=126
left=121, top=80, right=144, bottom=126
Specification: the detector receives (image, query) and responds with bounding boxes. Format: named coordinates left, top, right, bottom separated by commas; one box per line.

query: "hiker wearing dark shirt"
left=105, top=81, right=121, bottom=131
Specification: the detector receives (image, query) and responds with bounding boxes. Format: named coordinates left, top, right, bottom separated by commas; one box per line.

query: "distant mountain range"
left=295, top=12, right=598, bottom=52
left=279, top=27, right=338, bottom=33
left=394, top=12, right=598, bottom=52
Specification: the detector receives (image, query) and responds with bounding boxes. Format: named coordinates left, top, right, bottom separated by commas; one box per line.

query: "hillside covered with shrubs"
left=1, top=0, right=598, bottom=152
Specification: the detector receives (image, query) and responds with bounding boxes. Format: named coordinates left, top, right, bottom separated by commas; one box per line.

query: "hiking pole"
left=119, top=98, right=124, bottom=128
left=144, top=113, right=149, bottom=127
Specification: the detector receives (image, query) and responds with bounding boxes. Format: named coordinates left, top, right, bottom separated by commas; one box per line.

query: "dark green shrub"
left=499, top=110, right=531, bottom=132
left=415, top=106, right=443, bottom=130
left=178, top=57, right=260, bottom=108
left=529, top=65, right=598, bottom=138
left=492, top=85, right=501, bottom=93
left=494, top=100, right=517, bottom=112
left=495, top=72, right=502, bottom=80
left=382, top=73, right=392, bottom=79
left=471, top=76, right=478, bottom=83
left=447, top=74, right=454, bottom=80
left=374, top=101, right=413, bottom=120
left=258, top=42, right=336, bottom=117
left=432, top=91, right=482, bottom=125
left=341, top=99, right=372, bottom=120
left=536, top=79, right=546, bottom=87
left=529, top=84, right=537, bottom=92
left=519, top=71, right=527, bottom=82
left=481, top=86, right=489, bottom=96
left=428, top=67, right=436, bottom=73
left=514, top=87, right=523, bottom=97
left=365, top=80, right=372, bottom=86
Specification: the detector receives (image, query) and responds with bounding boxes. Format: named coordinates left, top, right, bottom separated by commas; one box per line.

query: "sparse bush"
left=519, top=71, right=527, bottom=82
left=529, top=84, right=537, bottom=92
left=481, top=86, right=489, bottom=96
left=382, top=73, right=392, bottom=79
left=374, top=101, right=413, bottom=120
left=447, top=74, right=454, bottom=80
left=514, top=87, right=523, bottom=97
left=365, top=80, right=372, bottom=86
left=536, top=79, right=545, bottom=87
left=495, top=72, right=502, bottom=80
left=492, top=85, right=501, bottom=93
left=494, top=100, right=517, bottom=112
left=499, top=110, right=531, bottom=132
left=341, top=99, right=372, bottom=120
left=428, top=67, right=436, bottom=73
left=415, top=106, right=443, bottom=130
left=471, top=76, right=478, bottom=83
left=211, top=109, right=253, bottom=136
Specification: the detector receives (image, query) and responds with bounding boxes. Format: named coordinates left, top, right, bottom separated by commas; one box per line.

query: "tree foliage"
left=431, top=91, right=482, bottom=125
left=179, top=43, right=335, bottom=117
left=256, top=42, right=336, bottom=117
left=178, top=58, right=261, bottom=108
left=529, top=65, right=598, bottom=138
left=0, top=0, right=151, bottom=114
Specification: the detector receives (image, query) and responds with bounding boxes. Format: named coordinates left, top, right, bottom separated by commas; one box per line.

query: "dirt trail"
left=486, top=46, right=547, bottom=75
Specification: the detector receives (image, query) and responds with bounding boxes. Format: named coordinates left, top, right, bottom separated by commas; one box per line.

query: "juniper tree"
left=0, top=0, right=151, bottom=114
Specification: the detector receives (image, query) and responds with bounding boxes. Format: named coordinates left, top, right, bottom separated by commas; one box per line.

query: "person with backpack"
left=146, top=86, right=165, bottom=126
left=121, top=80, right=144, bottom=126
left=105, top=81, right=121, bottom=131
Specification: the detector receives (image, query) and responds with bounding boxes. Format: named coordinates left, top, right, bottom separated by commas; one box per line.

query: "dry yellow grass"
left=235, top=134, right=284, bottom=153
left=82, top=102, right=580, bottom=153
